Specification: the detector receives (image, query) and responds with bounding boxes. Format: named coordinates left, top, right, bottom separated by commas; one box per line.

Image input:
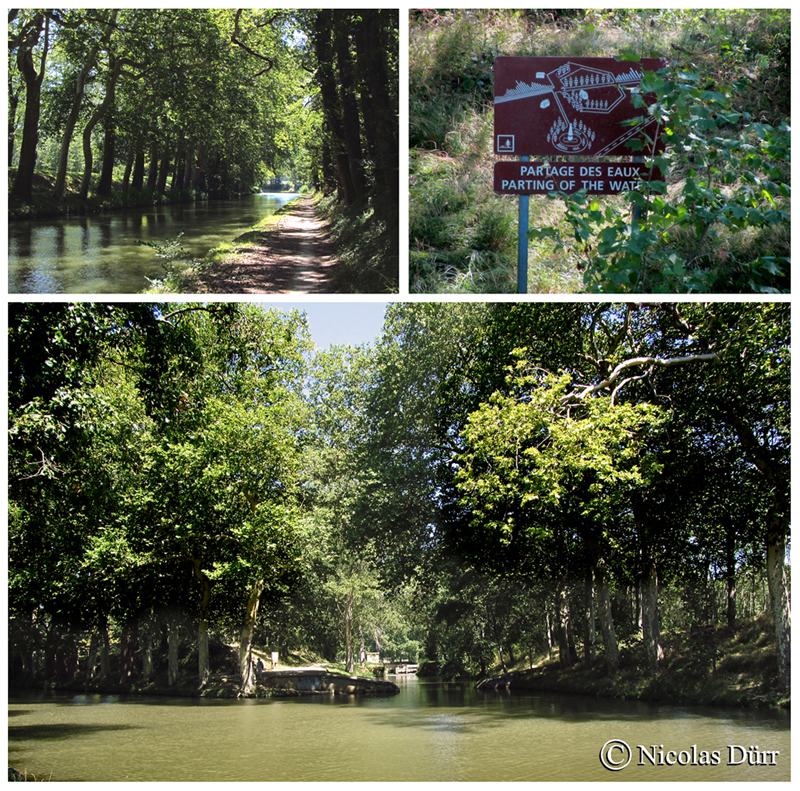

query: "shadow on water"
left=8, top=723, right=143, bottom=741
left=8, top=192, right=301, bottom=294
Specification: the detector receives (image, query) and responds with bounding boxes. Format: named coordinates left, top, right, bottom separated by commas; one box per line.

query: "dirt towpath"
left=183, top=195, right=343, bottom=294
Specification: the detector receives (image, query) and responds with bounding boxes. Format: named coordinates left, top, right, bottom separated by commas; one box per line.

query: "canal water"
left=8, top=192, right=301, bottom=295
left=7, top=677, right=790, bottom=782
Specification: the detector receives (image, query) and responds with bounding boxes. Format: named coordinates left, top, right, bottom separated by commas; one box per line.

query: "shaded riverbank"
left=7, top=168, right=272, bottom=221
left=475, top=616, right=789, bottom=711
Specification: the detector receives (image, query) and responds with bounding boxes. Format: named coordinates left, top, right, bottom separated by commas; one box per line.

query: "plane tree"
left=8, top=303, right=312, bottom=691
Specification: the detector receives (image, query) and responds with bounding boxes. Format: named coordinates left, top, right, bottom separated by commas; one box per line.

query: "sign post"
left=518, top=155, right=529, bottom=293
left=493, top=56, right=665, bottom=292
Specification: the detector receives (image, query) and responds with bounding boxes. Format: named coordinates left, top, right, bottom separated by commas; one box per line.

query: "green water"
left=7, top=677, right=790, bottom=782
left=8, top=192, right=300, bottom=294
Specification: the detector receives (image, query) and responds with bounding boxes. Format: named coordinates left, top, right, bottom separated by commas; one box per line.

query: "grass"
left=409, top=9, right=790, bottom=294
left=483, top=615, right=788, bottom=709
left=316, top=192, right=399, bottom=293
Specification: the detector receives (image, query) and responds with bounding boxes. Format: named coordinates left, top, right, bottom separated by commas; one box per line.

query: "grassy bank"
left=145, top=192, right=399, bottom=294
left=315, top=193, right=399, bottom=293
left=140, top=195, right=304, bottom=293
left=480, top=615, right=788, bottom=710
left=409, top=9, right=790, bottom=293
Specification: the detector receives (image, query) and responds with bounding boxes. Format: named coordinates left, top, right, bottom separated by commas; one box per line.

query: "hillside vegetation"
left=409, top=9, right=790, bottom=294
left=480, top=615, right=787, bottom=709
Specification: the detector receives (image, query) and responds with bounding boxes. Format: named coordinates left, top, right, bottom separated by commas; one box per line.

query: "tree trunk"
left=313, top=11, right=355, bottom=203
left=11, top=14, right=48, bottom=203
left=584, top=569, right=596, bottom=664
left=156, top=141, right=171, bottom=195
left=79, top=56, right=122, bottom=200
left=119, top=622, right=137, bottom=683
left=121, top=142, right=134, bottom=196
left=726, top=410, right=790, bottom=693
left=192, top=559, right=211, bottom=687
left=767, top=533, right=790, bottom=693
left=725, top=520, right=737, bottom=626
left=131, top=142, right=145, bottom=192
left=182, top=142, right=194, bottom=193
left=555, top=582, right=574, bottom=668
left=344, top=591, right=354, bottom=673
left=594, top=559, right=620, bottom=672
left=167, top=610, right=180, bottom=686
left=239, top=579, right=265, bottom=694
left=8, top=79, right=21, bottom=164
left=146, top=141, right=159, bottom=191
left=334, top=20, right=367, bottom=203
left=54, top=10, right=116, bottom=199
left=641, top=560, right=663, bottom=675
left=354, top=10, right=398, bottom=205
left=140, top=612, right=154, bottom=682
left=192, top=141, right=206, bottom=191
left=86, top=629, right=99, bottom=679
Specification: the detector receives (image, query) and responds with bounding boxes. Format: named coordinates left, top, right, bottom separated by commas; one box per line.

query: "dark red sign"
left=494, top=160, right=654, bottom=195
left=494, top=57, right=665, bottom=157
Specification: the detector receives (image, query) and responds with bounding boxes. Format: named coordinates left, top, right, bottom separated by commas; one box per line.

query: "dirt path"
left=183, top=195, right=343, bottom=294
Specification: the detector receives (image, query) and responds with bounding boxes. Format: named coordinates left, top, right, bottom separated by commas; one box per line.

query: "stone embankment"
left=258, top=668, right=399, bottom=697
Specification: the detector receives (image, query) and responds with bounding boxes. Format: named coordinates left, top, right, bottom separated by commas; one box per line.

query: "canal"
left=8, top=192, right=300, bottom=295
left=8, top=677, right=790, bottom=782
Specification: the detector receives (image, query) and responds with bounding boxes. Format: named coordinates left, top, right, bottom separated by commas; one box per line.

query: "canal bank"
left=475, top=615, right=789, bottom=711
left=7, top=168, right=289, bottom=221
left=168, top=194, right=343, bottom=295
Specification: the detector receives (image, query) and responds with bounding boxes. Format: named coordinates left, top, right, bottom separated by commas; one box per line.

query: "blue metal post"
left=517, top=155, right=530, bottom=294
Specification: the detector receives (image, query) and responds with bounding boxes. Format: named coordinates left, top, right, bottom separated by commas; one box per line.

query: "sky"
left=260, top=302, right=389, bottom=351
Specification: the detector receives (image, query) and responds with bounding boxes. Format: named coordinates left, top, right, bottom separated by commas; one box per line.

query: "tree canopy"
left=7, top=301, right=790, bottom=697
left=9, top=9, right=398, bottom=212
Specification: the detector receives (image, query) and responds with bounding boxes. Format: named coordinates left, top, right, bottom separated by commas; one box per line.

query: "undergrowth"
left=486, top=615, right=787, bottom=709
left=316, top=193, right=399, bottom=293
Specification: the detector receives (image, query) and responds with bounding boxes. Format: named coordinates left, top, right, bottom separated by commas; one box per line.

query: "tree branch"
left=566, top=352, right=720, bottom=403
left=231, top=9, right=274, bottom=76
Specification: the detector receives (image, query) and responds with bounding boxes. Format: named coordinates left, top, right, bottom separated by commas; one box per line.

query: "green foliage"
left=8, top=303, right=312, bottom=637
left=529, top=61, right=790, bottom=293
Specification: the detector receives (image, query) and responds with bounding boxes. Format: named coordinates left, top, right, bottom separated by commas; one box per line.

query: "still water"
left=8, top=677, right=790, bottom=782
left=8, top=192, right=300, bottom=294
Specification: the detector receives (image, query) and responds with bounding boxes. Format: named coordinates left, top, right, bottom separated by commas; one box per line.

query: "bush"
left=530, top=55, right=790, bottom=293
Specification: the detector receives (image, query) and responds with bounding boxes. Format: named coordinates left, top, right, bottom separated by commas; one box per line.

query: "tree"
left=9, top=10, right=52, bottom=202
left=8, top=303, right=312, bottom=691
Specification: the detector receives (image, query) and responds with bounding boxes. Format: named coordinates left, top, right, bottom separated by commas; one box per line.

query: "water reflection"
left=7, top=681, right=789, bottom=782
left=8, top=193, right=300, bottom=294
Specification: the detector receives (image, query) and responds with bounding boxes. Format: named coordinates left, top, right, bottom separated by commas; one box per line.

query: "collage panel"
left=409, top=9, right=789, bottom=294
left=9, top=8, right=399, bottom=296
left=6, top=300, right=791, bottom=781
left=6, top=5, right=792, bottom=785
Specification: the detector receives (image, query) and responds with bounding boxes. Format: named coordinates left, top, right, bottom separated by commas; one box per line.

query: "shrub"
left=529, top=54, right=790, bottom=293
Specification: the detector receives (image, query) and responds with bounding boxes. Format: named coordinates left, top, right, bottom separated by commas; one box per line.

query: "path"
left=183, top=195, right=342, bottom=294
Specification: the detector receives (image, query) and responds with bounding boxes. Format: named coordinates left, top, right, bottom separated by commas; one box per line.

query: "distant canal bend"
left=8, top=677, right=790, bottom=782
left=8, top=192, right=300, bottom=294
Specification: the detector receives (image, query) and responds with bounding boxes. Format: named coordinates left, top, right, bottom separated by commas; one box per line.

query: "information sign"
left=494, top=56, right=665, bottom=157
left=494, top=160, right=653, bottom=195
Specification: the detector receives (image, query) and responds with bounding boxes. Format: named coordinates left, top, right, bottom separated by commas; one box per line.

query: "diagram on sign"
left=494, top=57, right=664, bottom=157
